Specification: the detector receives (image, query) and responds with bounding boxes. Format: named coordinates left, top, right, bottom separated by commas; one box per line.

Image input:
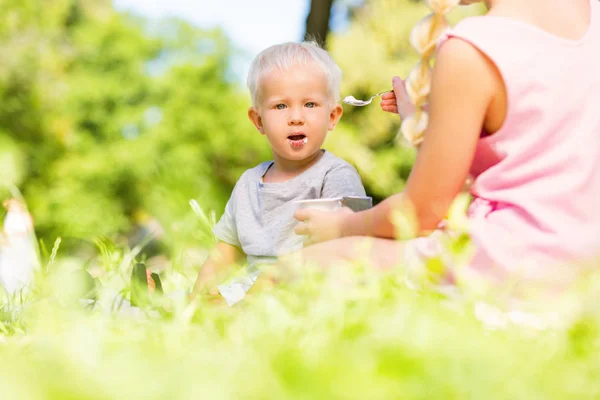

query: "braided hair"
left=401, top=0, right=479, bottom=146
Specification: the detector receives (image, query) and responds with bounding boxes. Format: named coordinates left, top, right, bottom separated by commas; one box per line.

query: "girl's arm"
left=353, top=38, right=500, bottom=235
left=296, top=39, right=503, bottom=241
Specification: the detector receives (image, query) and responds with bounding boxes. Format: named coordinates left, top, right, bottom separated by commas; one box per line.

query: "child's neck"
left=264, top=150, right=324, bottom=183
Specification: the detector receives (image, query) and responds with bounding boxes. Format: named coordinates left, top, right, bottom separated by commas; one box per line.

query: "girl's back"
left=448, top=0, right=600, bottom=281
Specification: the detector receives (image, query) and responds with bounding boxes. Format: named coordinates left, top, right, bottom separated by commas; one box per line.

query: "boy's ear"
left=328, top=104, right=343, bottom=131
left=248, top=107, right=264, bottom=134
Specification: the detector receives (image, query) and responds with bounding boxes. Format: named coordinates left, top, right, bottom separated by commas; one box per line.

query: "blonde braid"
left=400, top=0, right=461, bottom=147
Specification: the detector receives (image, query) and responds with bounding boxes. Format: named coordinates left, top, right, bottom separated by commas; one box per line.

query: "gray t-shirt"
left=213, top=150, right=366, bottom=269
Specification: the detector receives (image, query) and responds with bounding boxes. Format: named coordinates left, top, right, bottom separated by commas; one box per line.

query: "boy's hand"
left=293, top=207, right=353, bottom=245
left=380, top=76, right=417, bottom=119
left=190, top=275, right=220, bottom=299
left=188, top=282, right=225, bottom=306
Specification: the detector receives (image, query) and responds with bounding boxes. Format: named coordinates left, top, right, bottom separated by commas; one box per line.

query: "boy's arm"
left=191, top=241, right=243, bottom=298
left=194, top=173, right=245, bottom=298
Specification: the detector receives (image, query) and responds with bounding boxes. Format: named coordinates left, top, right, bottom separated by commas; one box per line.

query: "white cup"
left=294, top=196, right=372, bottom=213
left=294, top=198, right=343, bottom=212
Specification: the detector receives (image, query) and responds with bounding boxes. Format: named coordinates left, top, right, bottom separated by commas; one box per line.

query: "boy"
left=191, top=41, right=366, bottom=305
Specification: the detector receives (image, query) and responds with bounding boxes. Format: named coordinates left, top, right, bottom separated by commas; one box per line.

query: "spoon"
left=343, top=90, right=393, bottom=106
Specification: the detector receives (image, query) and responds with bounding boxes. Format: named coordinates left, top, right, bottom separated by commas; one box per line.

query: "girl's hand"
left=293, top=207, right=353, bottom=245
left=380, top=76, right=417, bottom=119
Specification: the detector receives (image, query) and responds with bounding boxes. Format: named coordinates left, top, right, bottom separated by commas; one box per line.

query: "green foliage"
left=0, top=0, right=270, bottom=254
left=1, top=239, right=600, bottom=399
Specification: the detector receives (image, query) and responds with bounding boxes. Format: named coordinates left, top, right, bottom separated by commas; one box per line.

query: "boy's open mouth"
left=288, top=134, right=308, bottom=148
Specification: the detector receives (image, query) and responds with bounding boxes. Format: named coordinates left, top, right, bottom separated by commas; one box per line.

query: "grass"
left=1, top=193, right=600, bottom=399
left=1, top=242, right=600, bottom=400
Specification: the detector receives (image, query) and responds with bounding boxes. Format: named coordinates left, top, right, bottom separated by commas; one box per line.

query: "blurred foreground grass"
left=1, top=236, right=600, bottom=400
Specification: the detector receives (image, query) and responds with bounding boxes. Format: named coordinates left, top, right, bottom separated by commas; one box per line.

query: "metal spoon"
left=343, top=90, right=393, bottom=107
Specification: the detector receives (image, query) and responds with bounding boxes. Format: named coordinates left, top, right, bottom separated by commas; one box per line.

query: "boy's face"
left=248, top=64, right=343, bottom=164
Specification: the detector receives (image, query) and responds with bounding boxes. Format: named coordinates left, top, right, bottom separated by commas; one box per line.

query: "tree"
left=304, top=0, right=335, bottom=47
left=0, top=0, right=270, bottom=253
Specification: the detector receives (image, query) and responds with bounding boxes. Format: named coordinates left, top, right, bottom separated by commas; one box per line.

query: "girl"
left=293, top=0, right=600, bottom=286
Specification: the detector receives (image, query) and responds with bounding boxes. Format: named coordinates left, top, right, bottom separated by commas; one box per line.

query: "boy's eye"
left=305, top=102, right=316, bottom=108
left=275, top=104, right=286, bottom=110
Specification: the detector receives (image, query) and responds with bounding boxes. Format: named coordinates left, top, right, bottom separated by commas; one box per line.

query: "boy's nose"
left=288, top=109, right=304, bottom=125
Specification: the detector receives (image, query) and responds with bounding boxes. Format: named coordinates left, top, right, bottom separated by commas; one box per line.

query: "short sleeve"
left=321, top=162, right=366, bottom=199
left=213, top=180, right=243, bottom=248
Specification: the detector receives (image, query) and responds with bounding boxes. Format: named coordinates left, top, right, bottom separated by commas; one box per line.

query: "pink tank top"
left=444, top=0, right=600, bottom=282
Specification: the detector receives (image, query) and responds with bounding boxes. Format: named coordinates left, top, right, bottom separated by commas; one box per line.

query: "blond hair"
left=401, top=0, right=463, bottom=146
left=247, top=41, right=342, bottom=107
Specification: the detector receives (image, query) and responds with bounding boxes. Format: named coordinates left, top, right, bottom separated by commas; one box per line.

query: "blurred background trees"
left=0, top=0, right=483, bottom=261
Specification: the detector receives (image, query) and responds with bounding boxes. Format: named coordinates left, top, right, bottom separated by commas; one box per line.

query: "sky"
left=113, top=0, right=360, bottom=81
left=114, top=0, right=315, bottom=80
left=114, top=0, right=308, bottom=53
